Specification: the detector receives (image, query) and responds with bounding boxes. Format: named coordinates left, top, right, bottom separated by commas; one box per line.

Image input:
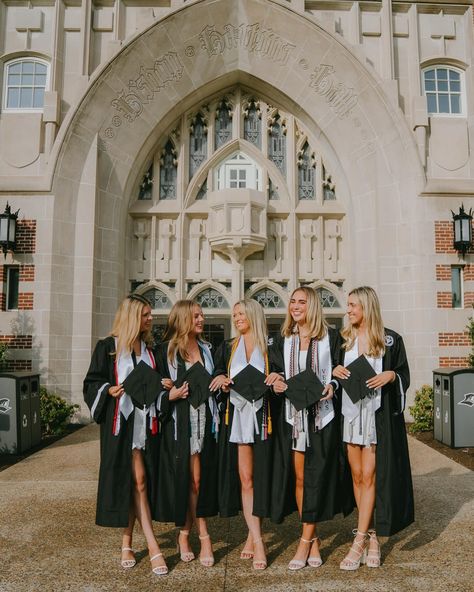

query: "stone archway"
left=49, top=0, right=424, bottom=406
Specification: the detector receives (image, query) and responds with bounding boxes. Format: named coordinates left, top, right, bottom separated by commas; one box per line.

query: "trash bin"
left=432, top=368, right=474, bottom=448
left=0, top=372, right=41, bottom=454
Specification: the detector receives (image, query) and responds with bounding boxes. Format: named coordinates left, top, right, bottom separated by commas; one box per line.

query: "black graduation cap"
left=122, top=360, right=162, bottom=408
left=231, top=364, right=268, bottom=403
left=285, top=368, right=325, bottom=412
left=176, top=361, right=213, bottom=409
left=339, top=355, right=377, bottom=404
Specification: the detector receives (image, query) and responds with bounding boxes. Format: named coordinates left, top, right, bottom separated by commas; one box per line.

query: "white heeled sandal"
left=366, top=530, right=381, bottom=568
left=339, top=530, right=368, bottom=571
left=150, top=552, right=168, bottom=576
left=177, top=529, right=195, bottom=562
left=198, top=533, right=215, bottom=567
left=120, top=547, right=136, bottom=569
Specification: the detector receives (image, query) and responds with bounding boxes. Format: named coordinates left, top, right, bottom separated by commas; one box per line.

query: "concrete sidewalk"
left=0, top=424, right=472, bottom=592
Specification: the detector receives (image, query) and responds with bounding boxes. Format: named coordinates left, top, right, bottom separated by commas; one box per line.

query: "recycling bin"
left=0, top=372, right=41, bottom=454
left=432, top=368, right=474, bottom=448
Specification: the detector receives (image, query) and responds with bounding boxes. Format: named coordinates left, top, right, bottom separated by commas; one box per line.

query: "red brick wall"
left=437, top=292, right=452, bottom=308
left=15, top=220, right=36, bottom=254
left=465, top=293, right=474, bottom=307
left=436, top=264, right=474, bottom=281
left=19, top=265, right=35, bottom=281
left=17, top=293, right=33, bottom=310
left=438, top=332, right=470, bottom=346
left=435, top=220, right=474, bottom=254
left=0, top=335, right=33, bottom=349
left=439, top=357, right=470, bottom=368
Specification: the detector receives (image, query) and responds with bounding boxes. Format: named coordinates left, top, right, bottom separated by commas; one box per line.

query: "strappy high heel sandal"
left=150, top=552, right=168, bottom=576
left=198, top=533, right=215, bottom=567
left=288, top=537, right=312, bottom=571
left=307, top=536, right=323, bottom=568
left=366, top=530, right=381, bottom=568
left=339, top=530, right=368, bottom=571
left=252, top=537, right=267, bottom=571
left=120, top=547, right=136, bottom=569
left=240, top=535, right=254, bottom=559
left=176, top=530, right=195, bottom=562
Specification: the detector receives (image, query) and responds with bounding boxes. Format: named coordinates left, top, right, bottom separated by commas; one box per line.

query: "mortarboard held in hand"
left=285, top=368, right=325, bottom=412
left=339, top=355, right=377, bottom=405
left=175, top=361, right=213, bottom=409
left=231, top=364, right=268, bottom=403
left=122, top=360, right=163, bottom=408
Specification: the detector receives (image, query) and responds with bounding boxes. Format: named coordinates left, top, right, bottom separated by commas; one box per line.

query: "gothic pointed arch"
left=187, top=281, right=232, bottom=310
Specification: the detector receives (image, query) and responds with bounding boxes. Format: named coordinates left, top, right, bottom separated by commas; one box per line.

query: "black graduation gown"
left=340, top=328, right=414, bottom=536
left=269, top=328, right=353, bottom=524
left=155, top=341, right=218, bottom=527
left=83, top=336, right=161, bottom=527
left=213, top=339, right=277, bottom=518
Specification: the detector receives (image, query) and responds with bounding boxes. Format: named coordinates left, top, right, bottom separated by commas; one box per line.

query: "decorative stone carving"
left=133, top=219, right=150, bottom=274
left=189, top=218, right=206, bottom=274
left=300, top=219, right=317, bottom=275
left=269, top=219, right=285, bottom=273
left=156, top=219, right=176, bottom=275
left=324, top=219, right=342, bottom=277
left=310, top=64, right=358, bottom=118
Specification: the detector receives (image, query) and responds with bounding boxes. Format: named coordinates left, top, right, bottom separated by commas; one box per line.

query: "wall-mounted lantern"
left=0, top=203, right=19, bottom=256
left=452, top=204, right=473, bottom=257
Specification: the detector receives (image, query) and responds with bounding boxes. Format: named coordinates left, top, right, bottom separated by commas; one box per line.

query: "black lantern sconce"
left=0, top=202, right=19, bottom=256
left=451, top=204, right=473, bottom=257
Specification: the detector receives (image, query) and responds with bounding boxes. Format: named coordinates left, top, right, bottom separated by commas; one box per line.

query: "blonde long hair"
left=342, top=286, right=385, bottom=357
left=164, top=299, right=204, bottom=363
left=281, top=286, right=327, bottom=340
left=110, top=295, right=153, bottom=355
left=233, top=299, right=268, bottom=355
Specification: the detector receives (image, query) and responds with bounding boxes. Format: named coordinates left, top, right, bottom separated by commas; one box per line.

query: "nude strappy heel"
left=288, top=536, right=322, bottom=570
left=307, top=536, right=323, bottom=568
left=150, top=552, right=168, bottom=575
left=252, top=537, right=267, bottom=571
left=339, top=530, right=368, bottom=571
left=177, top=529, right=195, bottom=562
left=198, top=533, right=215, bottom=567
left=120, top=547, right=136, bottom=569
left=366, top=530, right=381, bottom=568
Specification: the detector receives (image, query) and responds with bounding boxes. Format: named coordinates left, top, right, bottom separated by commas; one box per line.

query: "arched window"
left=138, top=164, right=153, bottom=200
left=317, top=288, right=340, bottom=308
left=243, top=100, right=261, bottom=148
left=159, top=140, right=177, bottom=200
left=189, top=113, right=208, bottom=179
left=268, top=113, right=286, bottom=177
left=422, top=66, right=463, bottom=115
left=215, top=99, right=232, bottom=150
left=3, top=58, right=48, bottom=110
left=216, top=152, right=262, bottom=190
left=142, top=288, right=169, bottom=309
left=322, top=164, right=336, bottom=201
left=196, top=288, right=229, bottom=309
left=253, top=288, right=283, bottom=308
left=297, top=142, right=315, bottom=200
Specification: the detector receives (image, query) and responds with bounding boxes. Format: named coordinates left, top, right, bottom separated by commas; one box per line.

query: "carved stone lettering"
left=199, top=22, right=295, bottom=65
left=310, top=64, right=358, bottom=118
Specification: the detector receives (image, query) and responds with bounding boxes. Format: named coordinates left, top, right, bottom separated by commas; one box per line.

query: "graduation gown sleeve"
left=83, top=337, right=114, bottom=424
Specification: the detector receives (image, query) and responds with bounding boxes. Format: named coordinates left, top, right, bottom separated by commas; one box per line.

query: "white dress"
left=342, top=339, right=382, bottom=447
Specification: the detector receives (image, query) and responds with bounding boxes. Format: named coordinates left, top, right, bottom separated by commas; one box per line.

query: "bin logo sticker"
left=0, top=398, right=12, bottom=414
left=22, top=414, right=27, bottom=428
left=458, top=393, right=474, bottom=408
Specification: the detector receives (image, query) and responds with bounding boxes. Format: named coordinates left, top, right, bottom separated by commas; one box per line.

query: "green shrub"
left=40, top=386, right=80, bottom=436
left=408, top=384, right=434, bottom=433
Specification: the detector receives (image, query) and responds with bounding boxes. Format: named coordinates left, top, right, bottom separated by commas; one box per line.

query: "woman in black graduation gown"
left=83, top=294, right=167, bottom=576
left=269, top=287, right=345, bottom=570
left=155, top=300, right=218, bottom=567
left=333, top=286, right=414, bottom=570
left=210, top=299, right=286, bottom=570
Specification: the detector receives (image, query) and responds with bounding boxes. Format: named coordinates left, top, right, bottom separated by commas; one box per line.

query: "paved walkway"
left=0, top=424, right=473, bottom=592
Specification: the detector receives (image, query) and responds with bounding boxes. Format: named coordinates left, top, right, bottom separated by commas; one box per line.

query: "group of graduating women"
left=83, top=285, right=414, bottom=576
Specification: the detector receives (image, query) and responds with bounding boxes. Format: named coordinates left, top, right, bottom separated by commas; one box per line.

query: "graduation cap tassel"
left=112, top=399, right=120, bottom=436
left=225, top=397, right=230, bottom=426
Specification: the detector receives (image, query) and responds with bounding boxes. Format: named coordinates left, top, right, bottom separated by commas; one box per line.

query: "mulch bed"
left=0, top=424, right=85, bottom=472
left=409, top=429, right=474, bottom=471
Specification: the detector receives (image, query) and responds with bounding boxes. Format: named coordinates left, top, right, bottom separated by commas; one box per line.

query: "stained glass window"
left=196, top=288, right=229, bottom=308
left=159, top=140, right=177, bottom=199
left=243, top=100, right=261, bottom=148
left=322, top=164, right=336, bottom=201
left=298, top=142, right=315, bottom=200
left=189, top=113, right=207, bottom=179
left=317, top=288, right=339, bottom=308
left=253, top=288, right=283, bottom=308
left=138, top=164, right=153, bottom=200
left=268, top=114, right=286, bottom=177
left=142, top=288, right=169, bottom=309
left=215, top=100, right=232, bottom=149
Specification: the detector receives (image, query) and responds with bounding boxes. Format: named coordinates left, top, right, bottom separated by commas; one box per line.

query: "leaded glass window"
left=159, top=140, right=177, bottom=199
left=298, top=142, right=315, bottom=200
left=196, top=288, right=229, bottom=308
left=217, top=153, right=261, bottom=190
left=215, top=100, right=232, bottom=150
left=189, top=113, right=207, bottom=179
left=4, top=59, right=48, bottom=110
left=244, top=100, right=262, bottom=148
left=322, top=164, right=336, bottom=201
left=138, top=164, right=153, bottom=200
left=196, top=179, right=207, bottom=200
left=142, top=288, right=169, bottom=309
left=253, top=288, right=283, bottom=308
left=268, top=115, right=286, bottom=177
left=317, top=288, right=339, bottom=308
left=423, top=67, right=463, bottom=115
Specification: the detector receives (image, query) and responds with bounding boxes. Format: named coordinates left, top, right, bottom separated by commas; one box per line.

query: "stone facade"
left=0, top=0, right=473, bottom=413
